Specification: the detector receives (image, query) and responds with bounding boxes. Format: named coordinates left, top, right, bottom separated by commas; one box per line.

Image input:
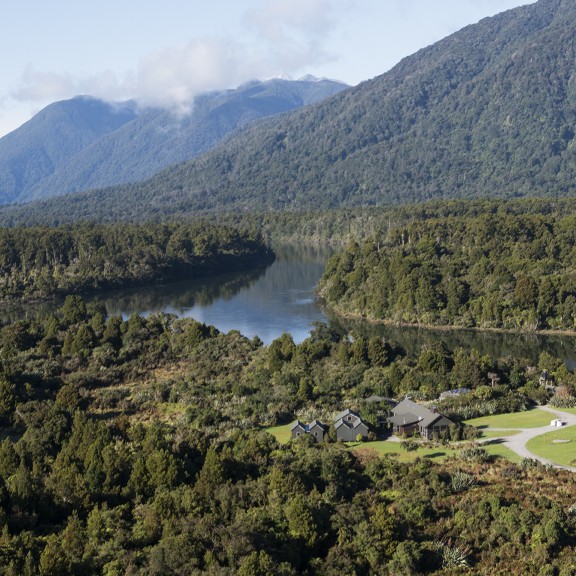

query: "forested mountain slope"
left=0, top=78, right=347, bottom=206
left=1, top=0, right=574, bottom=225
left=0, top=97, right=137, bottom=206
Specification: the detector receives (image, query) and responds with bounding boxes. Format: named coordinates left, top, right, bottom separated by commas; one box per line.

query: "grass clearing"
left=482, top=440, right=523, bottom=464
left=465, top=408, right=552, bottom=429
left=265, top=426, right=525, bottom=466
left=553, top=407, right=576, bottom=415
left=526, top=426, right=576, bottom=467
left=265, top=424, right=292, bottom=444
left=479, top=429, right=521, bottom=439
left=351, top=441, right=459, bottom=463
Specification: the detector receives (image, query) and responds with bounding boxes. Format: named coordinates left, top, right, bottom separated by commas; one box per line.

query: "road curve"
left=487, top=405, right=576, bottom=472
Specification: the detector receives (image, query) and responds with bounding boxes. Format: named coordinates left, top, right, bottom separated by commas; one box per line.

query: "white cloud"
left=128, top=38, right=252, bottom=111
left=10, top=0, right=341, bottom=113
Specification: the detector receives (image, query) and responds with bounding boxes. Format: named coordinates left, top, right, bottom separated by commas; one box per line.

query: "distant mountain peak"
left=2, top=0, right=574, bottom=225
left=0, top=78, right=348, bottom=206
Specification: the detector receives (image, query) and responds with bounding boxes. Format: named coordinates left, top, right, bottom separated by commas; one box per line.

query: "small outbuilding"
left=550, top=419, right=565, bottom=427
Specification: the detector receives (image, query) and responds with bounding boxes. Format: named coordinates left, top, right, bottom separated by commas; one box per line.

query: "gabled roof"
left=392, top=398, right=433, bottom=419
left=334, top=408, right=361, bottom=421
left=290, top=420, right=306, bottom=431
left=390, top=397, right=454, bottom=429
left=388, top=412, right=421, bottom=427
left=418, top=413, right=444, bottom=428
left=334, top=417, right=368, bottom=430
left=307, top=419, right=328, bottom=432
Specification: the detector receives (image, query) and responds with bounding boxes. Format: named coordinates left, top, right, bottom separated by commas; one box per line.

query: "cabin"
left=334, top=409, right=370, bottom=441
left=388, top=397, right=454, bottom=440
left=290, top=419, right=329, bottom=442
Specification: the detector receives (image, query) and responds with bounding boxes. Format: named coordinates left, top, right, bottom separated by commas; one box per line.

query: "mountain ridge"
left=0, top=77, right=348, bottom=206
left=1, top=0, right=575, bottom=225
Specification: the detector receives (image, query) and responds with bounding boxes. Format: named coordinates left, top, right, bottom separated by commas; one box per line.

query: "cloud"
left=244, top=0, right=338, bottom=71
left=128, top=38, right=252, bottom=111
left=12, top=65, right=123, bottom=104
left=10, top=0, right=341, bottom=113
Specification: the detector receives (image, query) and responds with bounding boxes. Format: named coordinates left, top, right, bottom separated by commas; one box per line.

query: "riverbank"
left=323, top=304, right=576, bottom=338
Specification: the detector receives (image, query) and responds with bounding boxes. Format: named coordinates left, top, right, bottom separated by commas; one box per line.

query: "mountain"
left=1, top=0, right=575, bottom=225
left=0, top=77, right=348, bottom=205
left=0, top=97, right=138, bottom=205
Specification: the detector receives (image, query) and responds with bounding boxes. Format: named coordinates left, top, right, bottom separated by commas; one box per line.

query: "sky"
left=0, top=0, right=536, bottom=137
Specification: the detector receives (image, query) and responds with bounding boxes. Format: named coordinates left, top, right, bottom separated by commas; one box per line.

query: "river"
left=4, top=243, right=576, bottom=365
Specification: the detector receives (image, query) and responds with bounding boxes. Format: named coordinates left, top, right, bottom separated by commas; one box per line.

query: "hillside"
left=1, top=0, right=574, bottom=225
left=0, top=78, right=347, bottom=206
left=0, top=97, right=137, bottom=205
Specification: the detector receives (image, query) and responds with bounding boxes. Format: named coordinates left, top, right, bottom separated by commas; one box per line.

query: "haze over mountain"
left=0, top=77, right=347, bottom=206
left=1, top=0, right=575, bottom=225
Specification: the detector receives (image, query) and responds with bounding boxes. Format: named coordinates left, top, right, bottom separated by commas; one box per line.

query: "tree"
left=39, top=535, right=73, bottom=576
left=0, top=376, right=16, bottom=425
left=61, top=295, right=88, bottom=326
left=238, top=551, right=275, bottom=576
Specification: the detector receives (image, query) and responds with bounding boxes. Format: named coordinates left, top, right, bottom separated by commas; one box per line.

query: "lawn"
left=554, top=407, right=576, bottom=415
left=526, top=426, right=576, bottom=467
left=479, top=429, right=520, bottom=439
left=265, top=424, right=292, bottom=444
left=465, top=408, right=553, bottom=429
left=266, top=424, right=524, bottom=465
left=481, top=440, right=523, bottom=464
left=351, top=441, right=459, bottom=462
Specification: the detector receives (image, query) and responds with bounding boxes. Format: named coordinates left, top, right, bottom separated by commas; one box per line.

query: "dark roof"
left=290, top=420, right=306, bottom=431
left=334, top=408, right=361, bottom=421
left=335, top=417, right=369, bottom=430
left=390, top=398, right=454, bottom=429
left=307, top=419, right=328, bottom=432
left=364, top=395, right=397, bottom=404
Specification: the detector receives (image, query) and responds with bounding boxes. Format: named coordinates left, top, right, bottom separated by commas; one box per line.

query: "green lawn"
left=351, top=441, right=459, bottom=462
left=265, top=424, right=292, bottom=444
left=465, top=408, right=553, bottom=429
left=479, top=429, right=521, bottom=439
left=526, top=426, right=576, bottom=467
left=266, top=425, right=524, bottom=465
left=554, top=407, right=576, bottom=415
left=482, top=441, right=523, bottom=464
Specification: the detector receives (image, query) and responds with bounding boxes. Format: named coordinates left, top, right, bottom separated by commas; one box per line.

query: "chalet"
left=388, top=397, right=454, bottom=440
left=290, top=419, right=329, bottom=442
left=334, top=409, right=370, bottom=442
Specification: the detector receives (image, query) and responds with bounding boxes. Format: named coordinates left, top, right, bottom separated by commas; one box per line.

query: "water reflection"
left=3, top=242, right=576, bottom=365
left=329, top=315, right=576, bottom=368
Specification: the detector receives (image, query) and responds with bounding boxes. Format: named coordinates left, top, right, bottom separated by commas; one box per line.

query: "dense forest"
left=0, top=221, right=272, bottom=301
left=1, top=0, right=575, bottom=224
left=0, top=293, right=574, bottom=573
left=318, top=209, right=576, bottom=333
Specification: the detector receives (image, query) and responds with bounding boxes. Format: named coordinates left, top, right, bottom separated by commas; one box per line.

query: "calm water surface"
left=5, top=243, right=576, bottom=364
left=90, top=243, right=331, bottom=345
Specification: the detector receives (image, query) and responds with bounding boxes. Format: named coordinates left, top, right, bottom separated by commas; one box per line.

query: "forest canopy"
left=318, top=209, right=576, bottom=332
left=0, top=221, right=273, bottom=301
